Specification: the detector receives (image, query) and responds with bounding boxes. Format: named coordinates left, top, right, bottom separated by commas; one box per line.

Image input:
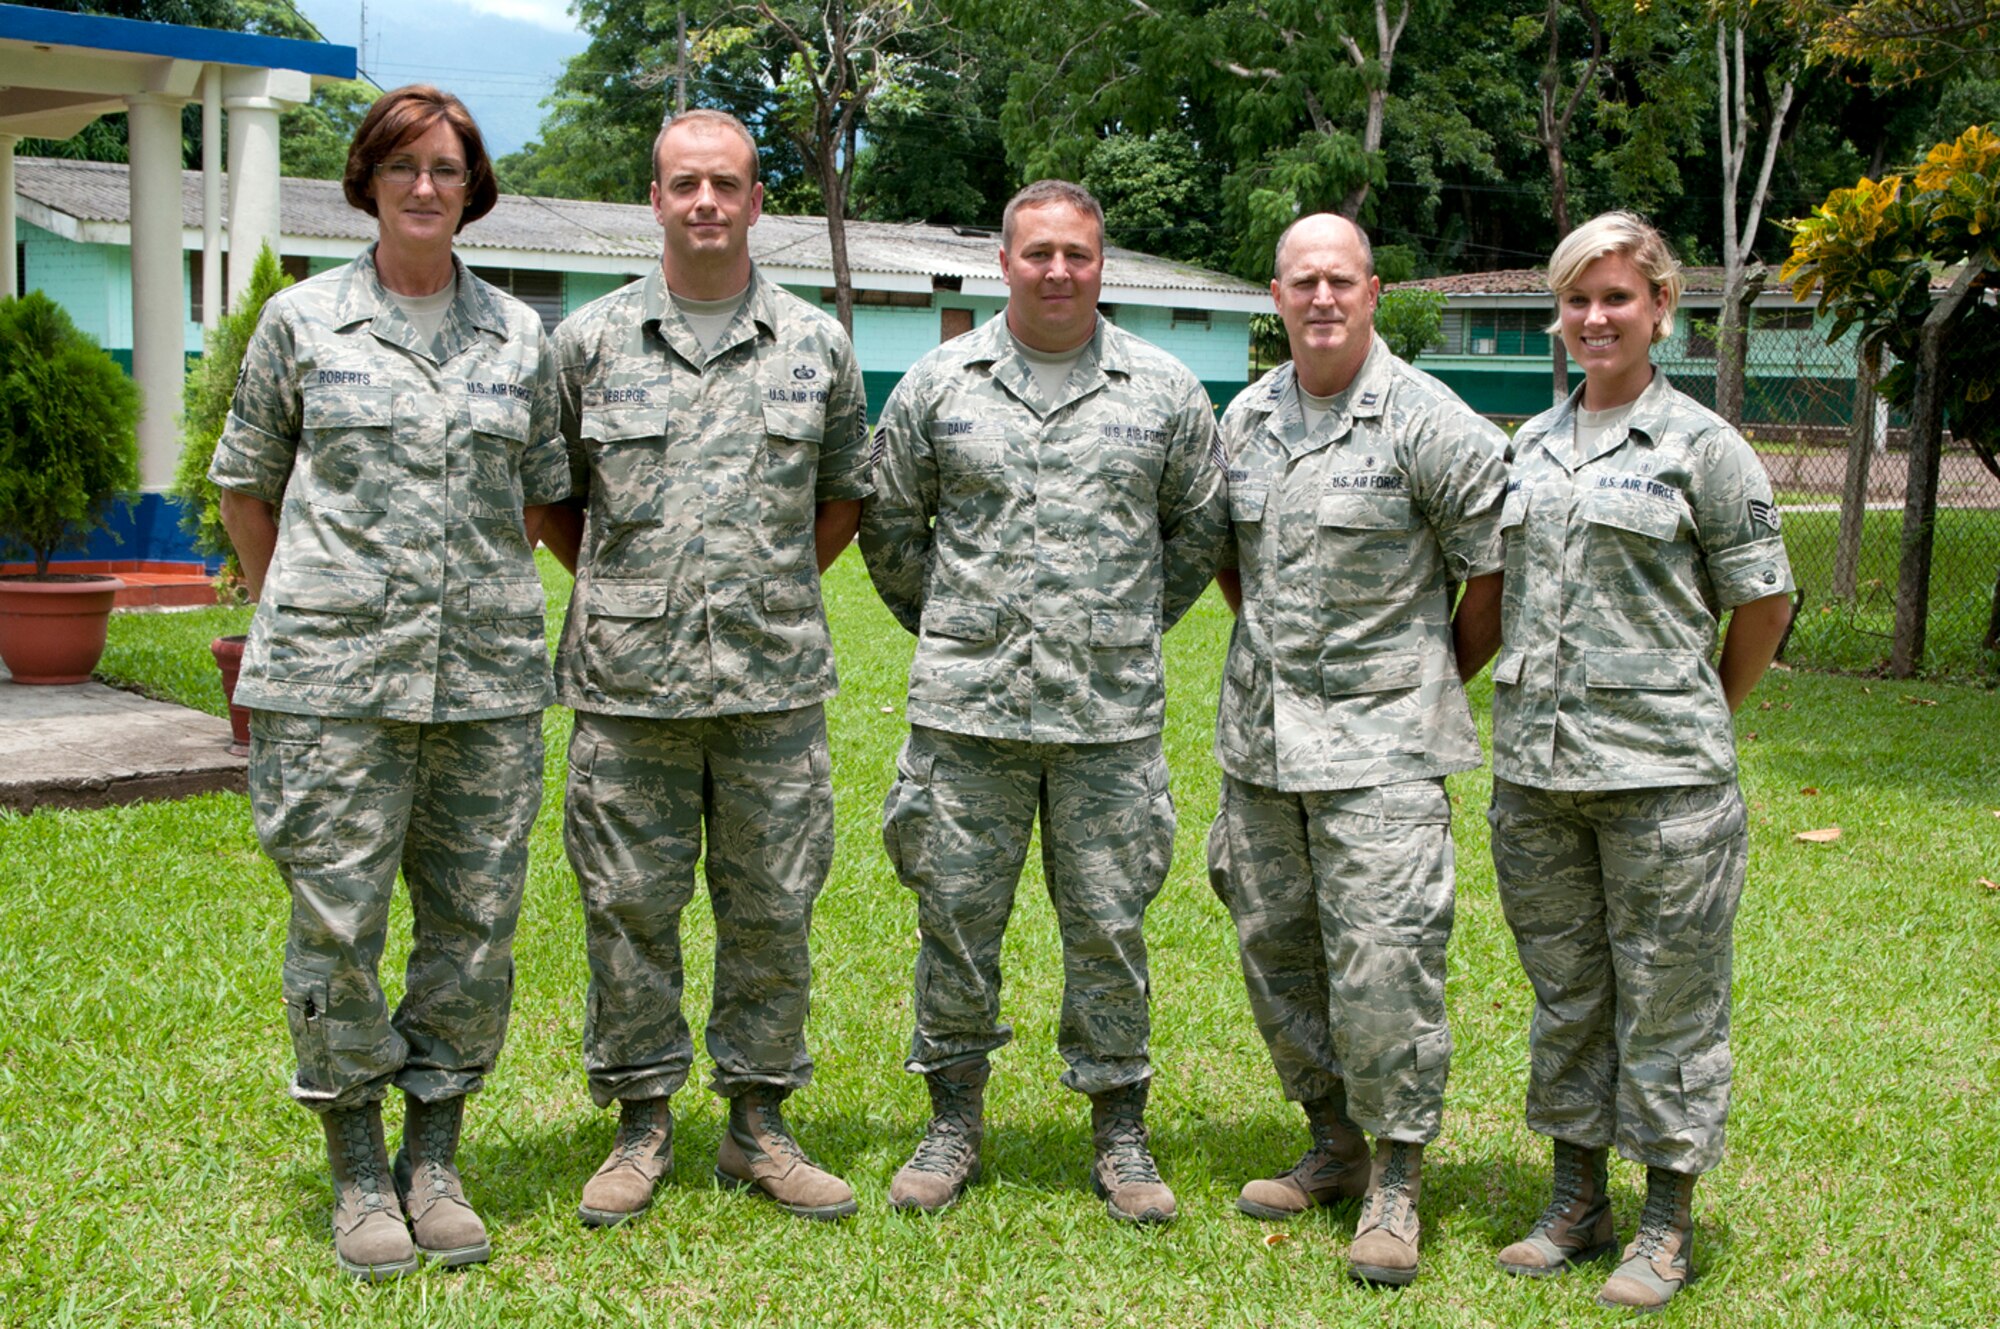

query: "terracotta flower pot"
left=210, top=634, right=251, bottom=756
left=0, top=574, right=125, bottom=685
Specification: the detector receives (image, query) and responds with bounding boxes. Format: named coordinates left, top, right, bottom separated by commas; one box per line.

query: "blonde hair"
left=1545, top=211, right=1683, bottom=343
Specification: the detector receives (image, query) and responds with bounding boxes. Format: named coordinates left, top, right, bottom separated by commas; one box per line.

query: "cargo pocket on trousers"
left=1143, top=754, right=1176, bottom=901
left=249, top=711, right=330, bottom=864
left=1676, top=1045, right=1732, bottom=1133
left=881, top=744, right=936, bottom=885
left=282, top=962, right=333, bottom=1098
left=1648, top=787, right=1748, bottom=965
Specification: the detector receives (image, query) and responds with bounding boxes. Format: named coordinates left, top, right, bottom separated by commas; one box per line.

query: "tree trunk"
left=1891, top=257, right=1986, bottom=675
left=1550, top=324, right=1569, bottom=407
left=1714, top=270, right=1753, bottom=425
left=822, top=142, right=855, bottom=336
left=1832, top=338, right=1881, bottom=600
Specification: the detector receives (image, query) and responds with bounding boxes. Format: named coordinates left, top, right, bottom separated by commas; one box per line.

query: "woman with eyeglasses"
left=212, top=85, right=567, bottom=1281
left=1484, top=212, right=1794, bottom=1313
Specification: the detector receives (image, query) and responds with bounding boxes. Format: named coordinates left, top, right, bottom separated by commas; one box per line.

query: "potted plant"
left=173, top=245, right=292, bottom=750
left=0, top=291, right=141, bottom=684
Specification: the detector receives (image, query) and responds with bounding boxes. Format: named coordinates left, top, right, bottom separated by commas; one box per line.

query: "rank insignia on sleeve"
left=1748, top=498, right=1781, bottom=532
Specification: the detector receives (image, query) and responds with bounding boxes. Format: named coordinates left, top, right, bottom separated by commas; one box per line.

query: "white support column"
left=224, top=92, right=282, bottom=306
left=1, top=135, right=16, bottom=301
left=201, top=67, right=223, bottom=330
left=126, top=92, right=188, bottom=491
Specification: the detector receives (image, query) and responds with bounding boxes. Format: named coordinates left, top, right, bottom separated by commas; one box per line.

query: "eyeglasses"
left=374, top=161, right=470, bottom=189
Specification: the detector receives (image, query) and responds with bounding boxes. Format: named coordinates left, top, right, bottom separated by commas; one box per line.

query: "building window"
left=1436, top=311, right=1465, bottom=356
left=472, top=267, right=565, bottom=333
left=1465, top=309, right=1550, bottom=357
left=1755, top=306, right=1816, bottom=332
left=14, top=243, right=23, bottom=299
left=1684, top=318, right=1718, bottom=359
left=1170, top=308, right=1210, bottom=328
left=819, top=288, right=932, bottom=308
left=940, top=307, right=974, bottom=342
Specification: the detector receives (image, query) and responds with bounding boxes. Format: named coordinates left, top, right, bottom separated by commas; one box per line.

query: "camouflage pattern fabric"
left=1490, top=373, right=1795, bottom=790
left=1214, top=336, right=1509, bottom=792
left=1488, top=777, right=1747, bottom=1175
left=564, top=706, right=834, bottom=1105
left=857, top=315, right=1228, bottom=745
left=250, top=709, right=544, bottom=1112
left=212, top=247, right=569, bottom=722
left=1207, top=774, right=1454, bottom=1142
left=552, top=265, right=871, bottom=719
left=882, top=726, right=1175, bottom=1092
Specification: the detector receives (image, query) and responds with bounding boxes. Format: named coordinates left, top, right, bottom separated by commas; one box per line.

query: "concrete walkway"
left=0, top=663, right=245, bottom=814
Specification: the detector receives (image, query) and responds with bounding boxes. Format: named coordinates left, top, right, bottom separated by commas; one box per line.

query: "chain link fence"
left=1658, top=325, right=2000, bottom=678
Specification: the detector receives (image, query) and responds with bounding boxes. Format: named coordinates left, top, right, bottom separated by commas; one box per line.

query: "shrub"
left=0, top=291, right=141, bottom=576
left=172, top=245, right=293, bottom=589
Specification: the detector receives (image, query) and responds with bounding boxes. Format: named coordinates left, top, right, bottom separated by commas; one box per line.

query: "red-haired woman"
left=213, top=86, right=566, bottom=1281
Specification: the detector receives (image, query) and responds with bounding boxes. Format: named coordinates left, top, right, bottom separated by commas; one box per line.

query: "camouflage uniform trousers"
left=882, top=725, right=1176, bottom=1093
left=1488, top=777, right=1748, bottom=1175
left=564, top=704, right=834, bottom=1107
left=249, top=709, right=544, bottom=1113
left=1207, top=773, right=1456, bottom=1142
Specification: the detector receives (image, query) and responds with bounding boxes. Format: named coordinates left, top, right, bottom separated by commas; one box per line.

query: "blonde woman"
left=1485, top=212, right=1793, bottom=1312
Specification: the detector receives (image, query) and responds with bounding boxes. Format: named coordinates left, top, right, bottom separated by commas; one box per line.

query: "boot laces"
left=1368, top=1145, right=1415, bottom=1228
left=752, top=1101, right=810, bottom=1164
left=1100, top=1118, right=1162, bottom=1185
left=1531, top=1148, right=1588, bottom=1233
left=1632, top=1179, right=1683, bottom=1260
left=907, top=1113, right=975, bottom=1176
left=610, top=1106, right=667, bottom=1164
left=337, top=1112, right=393, bottom=1213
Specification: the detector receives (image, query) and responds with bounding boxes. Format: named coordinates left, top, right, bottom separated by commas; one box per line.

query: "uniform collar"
left=1261, top=334, right=1393, bottom=456
left=335, top=245, right=509, bottom=365
left=965, top=314, right=1121, bottom=418
left=642, top=262, right=779, bottom=366
left=1540, top=367, right=1676, bottom=470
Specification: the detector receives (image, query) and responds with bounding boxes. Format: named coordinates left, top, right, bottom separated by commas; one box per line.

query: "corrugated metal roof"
left=1389, top=264, right=1954, bottom=298
left=13, top=156, right=1263, bottom=298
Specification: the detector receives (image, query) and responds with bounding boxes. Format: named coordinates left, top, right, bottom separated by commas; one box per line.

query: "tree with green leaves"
left=173, top=245, right=292, bottom=588
left=1784, top=123, right=2000, bottom=669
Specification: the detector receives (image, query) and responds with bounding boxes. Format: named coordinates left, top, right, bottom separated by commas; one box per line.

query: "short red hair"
left=341, top=85, right=497, bottom=232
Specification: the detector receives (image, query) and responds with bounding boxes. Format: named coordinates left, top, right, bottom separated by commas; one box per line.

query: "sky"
left=291, top=0, right=592, bottom=159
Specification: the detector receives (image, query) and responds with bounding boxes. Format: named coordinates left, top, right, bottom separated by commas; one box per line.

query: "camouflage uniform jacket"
left=552, top=265, right=872, bottom=718
left=1216, top=337, right=1510, bottom=792
left=1491, top=372, right=1795, bottom=790
left=210, top=247, right=570, bottom=722
left=858, top=315, right=1228, bottom=744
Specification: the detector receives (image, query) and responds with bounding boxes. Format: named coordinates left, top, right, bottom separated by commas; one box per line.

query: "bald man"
left=1208, top=214, right=1509, bottom=1285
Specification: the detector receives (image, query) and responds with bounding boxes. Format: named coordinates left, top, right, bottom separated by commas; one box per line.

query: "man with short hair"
left=1209, top=213, right=1509, bottom=1284
left=860, top=179, right=1229, bottom=1225
left=541, top=108, right=869, bottom=1225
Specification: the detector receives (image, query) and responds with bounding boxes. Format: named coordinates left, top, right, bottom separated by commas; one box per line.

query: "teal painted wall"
left=566, top=271, right=626, bottom=315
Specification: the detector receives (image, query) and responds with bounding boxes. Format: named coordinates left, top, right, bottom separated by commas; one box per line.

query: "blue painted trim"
left=39, top=492, right=216, bottom=570
left=0, top=3, right=355, bottom=79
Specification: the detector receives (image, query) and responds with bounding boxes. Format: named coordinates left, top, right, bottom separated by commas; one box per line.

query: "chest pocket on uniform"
left=458, top=396, right=532, bottom=520
left=300, top=388, right=393, bottom=512
left=761, top=399, right=823, bottom=495
left=582, top=407, right=669, bottom=526
left=1580, top=488, right=1683, bottom=542
left=1318, top=489, right=1415, bottom=531
left=1229, top=483, right=1270, bottom=523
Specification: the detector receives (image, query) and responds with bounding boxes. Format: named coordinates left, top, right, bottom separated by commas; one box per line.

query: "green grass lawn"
left=1779, top=506, right=2000, bottom=678
left=6, top=551, right=1999, bottom=1326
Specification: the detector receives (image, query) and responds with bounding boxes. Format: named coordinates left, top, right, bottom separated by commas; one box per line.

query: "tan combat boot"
left=1087, top=1081, right=1176, bottom=1225
left=1237, top=1090, right=1370, bottom=1219
left=319, top=1103, right=418, bottom=1282
left=392, top=1094, right=491, bottom=1267
left=1497, top=1138, right=1617, bottom=1277
left=1347, top=1139, right=1424, bottom=1286
left=889, top=1059, right=989, bottom=1213
left=1596, top=1166, right=1697, bottom=1313
left=714, top=1090, right=857, bottom=1220
left=578, top=1097, right=674, bottom=1228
